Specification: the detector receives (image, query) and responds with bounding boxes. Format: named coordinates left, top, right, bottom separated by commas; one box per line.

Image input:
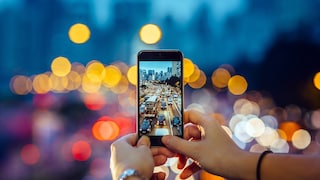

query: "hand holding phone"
left=137, top=50, right=184, bottom=146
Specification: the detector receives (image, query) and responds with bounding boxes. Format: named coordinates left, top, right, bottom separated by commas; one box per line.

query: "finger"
left=137, top=135, right=151, bottom=147
left=151, top=172, right=166, bottom=180
left=180, top=161, right=201, bottom=179
left=153, top=155, right=168, bottom=166
left=184, top=124, right=201, bottom=140
left=177, top=153, right=187, bottom=169
left=121, top=133, right=138, bottom=146
left=185, top=109, right=209, bottom=127
left=162, top=135, right=199, bottom=160
left=151, top=146, right=176, bottom=157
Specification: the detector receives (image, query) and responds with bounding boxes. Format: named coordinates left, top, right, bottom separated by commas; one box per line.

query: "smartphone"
left=137, top=50, right=184, bottom=146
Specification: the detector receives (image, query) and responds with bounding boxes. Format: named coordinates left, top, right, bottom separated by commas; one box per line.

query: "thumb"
left=137, top=135, right=151, bottom=147
left=162, top=135, right=197, bottom=159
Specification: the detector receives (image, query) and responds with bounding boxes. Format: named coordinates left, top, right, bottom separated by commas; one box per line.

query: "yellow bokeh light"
left=188, top=70, right=206, bottom=89
left=228, top=75, right=248, bottom=95
left=50, top=73, right=68, bottom=92
left=33, top=74, right=51, bottom=94
left=313, top=72, right=320, bottom=90
left=185, top=64, right=200, bottom=83
left=211, top=68, right=231, bottom=89
left=183, top=58, right=195, bottom=78
left=66, top=71, right=82, bottom=91
left=82, top=74, right=101, bottom=93
left=110, top=76, right=129, bottom=94
left=127, top=65, right=137, bottom=86
left=10, top=75, right=33, bottom=95
left=51, top=56, right=72, bottom=77
left=85, top=61, right=106, bottom=82
left=68, top=23, right=91, bottom=44
left=139, top=24, right=162, bottom=44
left=103, top=65, right=122, bottom=88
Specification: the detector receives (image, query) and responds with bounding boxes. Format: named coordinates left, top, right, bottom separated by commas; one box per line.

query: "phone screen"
left=137, top=50, right=183, bottom=146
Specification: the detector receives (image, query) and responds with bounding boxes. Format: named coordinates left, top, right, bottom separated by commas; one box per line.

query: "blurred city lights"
left=5, top=6, right=320, bottom=179
left=83, top=93, right=106, bottom=111
left=92, top=116, right=120, bottom=141
left=72, top=140, right=92, bottom=161
left=211, top=67, right=231, bottom=89
left=103, top=65, right=122, bottom=88
left=85, top=60, right=106, bottom=82
left=200, top=171, right=225, bottom=180
left=68, top=23, right=91, bottom=44
left=183, top=58, right=195, bottom=78
left=127, top=65, right=137, bottom=86
left=10, top=75, right=33, bottom=95
left=32, top=74, right=51, bottom=94
left=313, top=72, right=320, bottom=90
left=51, top=56, right=72, bottom=77
left=187, top=70, right=207, bottom=89
left=279, top=121, right=301, bottom=141
left=228, top=75, right=248, bottom=95
left=292, top=129, right=311, bottom=149
left=139, top=24, right=162, bottom=44
left=20, top=144, right=40, bottom=165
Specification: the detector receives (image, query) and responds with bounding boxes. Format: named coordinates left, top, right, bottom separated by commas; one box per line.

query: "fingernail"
left=139, top=135, right=150, bottom=146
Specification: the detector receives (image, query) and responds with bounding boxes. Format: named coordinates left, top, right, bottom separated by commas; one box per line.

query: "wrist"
left=117, top=168, right=146, bottom=180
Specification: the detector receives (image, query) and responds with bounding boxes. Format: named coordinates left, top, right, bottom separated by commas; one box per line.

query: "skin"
left=162, top=110, right=320, bottom=180
left=110, top=134, right=175, bottom=180
left=111, top=109, right=320, bottom=180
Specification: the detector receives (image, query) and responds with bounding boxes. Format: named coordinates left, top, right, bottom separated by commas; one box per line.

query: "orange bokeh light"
left=20, top=144, right=40, bottom=165
left=72, top=140, right=91, bottom=161
left=92, top=116, right=120, bottom=141
left=279, top=121, right=301, bottom=141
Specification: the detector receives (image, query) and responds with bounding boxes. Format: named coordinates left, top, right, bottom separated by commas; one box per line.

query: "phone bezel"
left=137, top=50, right=184, bottom=146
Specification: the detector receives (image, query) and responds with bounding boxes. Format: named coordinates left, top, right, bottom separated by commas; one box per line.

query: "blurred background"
left=1, top=0, right=320, bottom=179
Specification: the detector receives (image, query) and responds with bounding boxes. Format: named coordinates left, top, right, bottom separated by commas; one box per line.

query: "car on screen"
left=172, top=116, right=181, bottom=126
left=140, top=119, right=151, bottom=134
left=157, top=114, right=166, bottom=126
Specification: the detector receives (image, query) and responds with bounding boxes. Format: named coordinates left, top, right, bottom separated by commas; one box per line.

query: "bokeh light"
left=228, top=75, right=248, bottom=95
left=279, top=121, right=301, bottom=141
left=72, top=140, right=91, bottom=161
left=85, top=60, right=106, bottom=82
left=139, top=24, right=162, bottom=44
left=68, top=23, right=91, bottom=44
left=92, top=116, right=120, bottom=141
left=313, top=72, right=320, bottom=90
left=188, top=70, right=207, bottom=89
left=183, top=58, right=195, bottom=78
left=127, top=65, right=137, bottom=86
left=83, top=93, right=106, bottom=111
left=20, top=144, right=40, bottom=165
left=51, top=56, right=72, bottom=77
left=103, top=65, right=122, bottom=88
left=32, top=73, right=51, bottom=94
left=211, top=67, right=231, bottom=89
left=10, top=75, right=33, bottom=95
left=292, top=129, right=311, bottom=149
left=201, top=171, right=225, bottom=180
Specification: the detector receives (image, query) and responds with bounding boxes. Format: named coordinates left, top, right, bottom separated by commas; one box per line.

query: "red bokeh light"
left=71, top=140, right=92, bottom=161
left=83, top=93, right=106, bottom=110
left=20, top=144, right=40, bottom=165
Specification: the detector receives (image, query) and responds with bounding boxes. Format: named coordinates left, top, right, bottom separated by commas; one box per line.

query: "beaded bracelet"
left=256, top=150, right=273, bottom=180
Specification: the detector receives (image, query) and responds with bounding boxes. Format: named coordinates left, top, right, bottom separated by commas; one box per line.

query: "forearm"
left=261, top=153, right=320, bottom=180
left=217, top=150, right=320, bottom=180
